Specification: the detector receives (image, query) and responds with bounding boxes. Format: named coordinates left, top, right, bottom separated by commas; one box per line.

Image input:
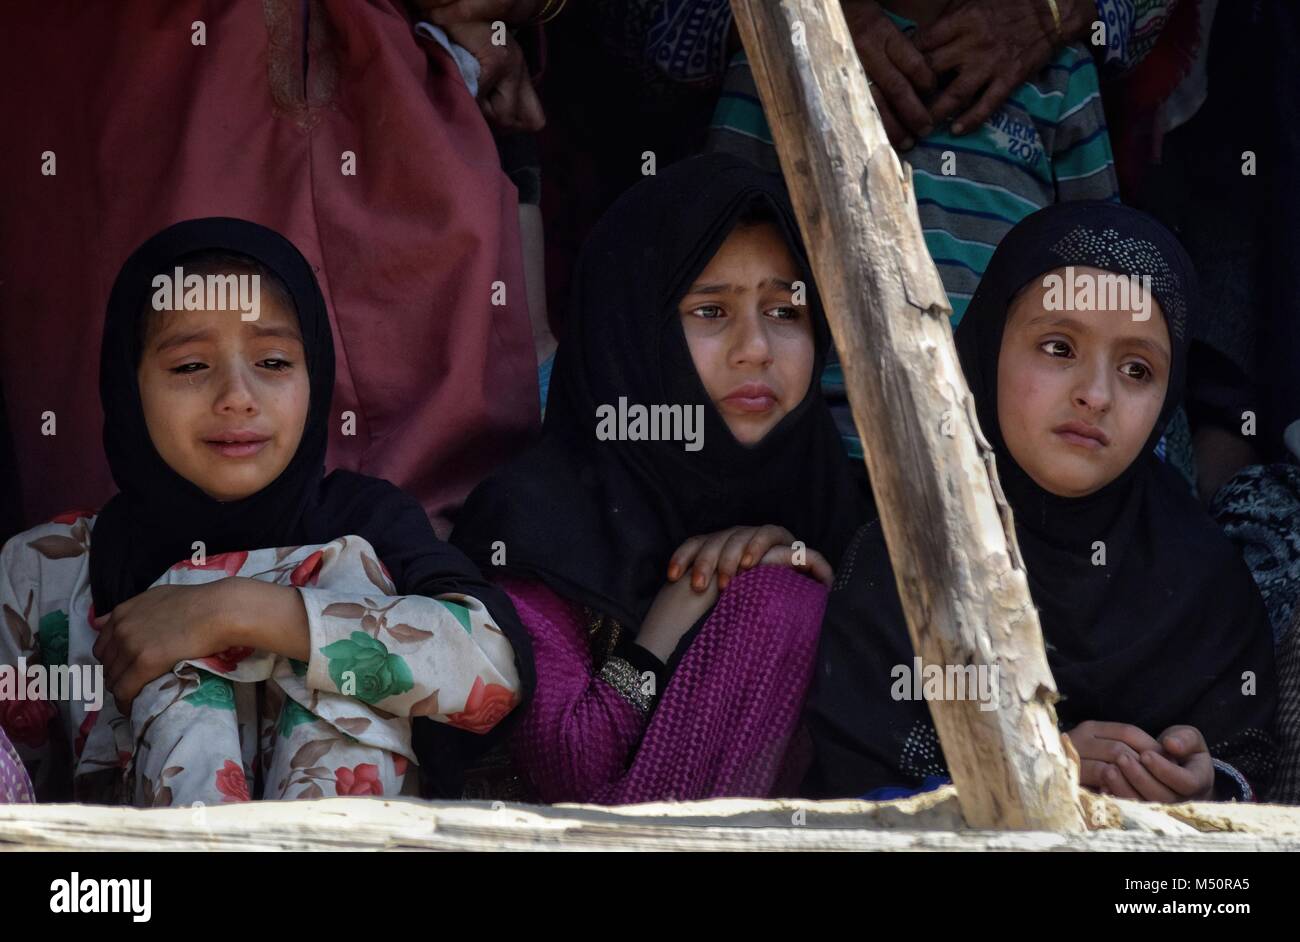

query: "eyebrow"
left=1022, top=314, right=1170, bottom=362
left=684, top=277, right=797, bottom=295
left=152, top=323, right=303, bottom=354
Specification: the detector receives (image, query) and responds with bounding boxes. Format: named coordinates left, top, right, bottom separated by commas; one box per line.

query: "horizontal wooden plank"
left=3, top=789, right=1298, bottom=851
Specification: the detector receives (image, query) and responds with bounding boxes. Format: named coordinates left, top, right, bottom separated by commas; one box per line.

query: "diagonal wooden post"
left=732, top=0, right=1085, bottom=830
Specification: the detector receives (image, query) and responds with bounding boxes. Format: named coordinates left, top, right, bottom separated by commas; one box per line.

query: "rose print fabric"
left=0, top=514, right=520, bottom=804
left=132, top=535, right=517, bottom=805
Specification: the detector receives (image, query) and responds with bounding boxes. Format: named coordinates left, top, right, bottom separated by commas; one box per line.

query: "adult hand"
left=842, top=0, right=938, bottom=149
left=916, top=0, right=1090, bottom=135
left=442, top=20, right=546, bottom=132
left=413, top=0, right=546, bottom=27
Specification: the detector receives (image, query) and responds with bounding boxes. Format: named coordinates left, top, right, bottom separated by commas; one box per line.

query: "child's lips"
left=1052, top=421, right=1109, bottom=450
left=204, top=438, right=269, bottom=458
left=1055, top=430, right=1105, bottom=450
left=724, top=396, right=776, bottom=413
left=722, top=383, right=779, bottom=414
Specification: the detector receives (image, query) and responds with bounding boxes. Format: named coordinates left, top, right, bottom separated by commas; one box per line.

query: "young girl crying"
left=0, top=218, right=529, bottom=804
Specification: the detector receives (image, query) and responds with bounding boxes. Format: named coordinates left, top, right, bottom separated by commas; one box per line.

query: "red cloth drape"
left=0, top=0, right=538, bottom=535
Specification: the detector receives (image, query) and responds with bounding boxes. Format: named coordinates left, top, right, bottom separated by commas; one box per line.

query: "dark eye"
left=767, top=306, right=799, bottom=321
left=170, top=362, right=206, bottom=375
left=690, top=305, right=724, bottom=319
left=1120, top=362, right=1150, bottom=381
left=260, top=359, right=293, bottom=371
left=1039, top=340, right=1073, bottom=358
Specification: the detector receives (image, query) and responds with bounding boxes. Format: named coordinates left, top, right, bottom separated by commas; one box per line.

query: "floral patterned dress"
left=0, top=512, right=521, bottom=805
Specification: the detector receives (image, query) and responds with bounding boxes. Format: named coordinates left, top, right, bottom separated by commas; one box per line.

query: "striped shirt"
left=707, top=13, right=1120, bottom=324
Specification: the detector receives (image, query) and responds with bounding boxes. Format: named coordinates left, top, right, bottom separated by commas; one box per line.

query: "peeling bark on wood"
left=731, top=0, right=1084, bottom=830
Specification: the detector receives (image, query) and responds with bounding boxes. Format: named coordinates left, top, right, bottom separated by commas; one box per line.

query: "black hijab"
left=452, top=154, right=869, bottom=629
left=805, top=202, right=1276, bottom=798
left=90, top=218, right=533, bottom=726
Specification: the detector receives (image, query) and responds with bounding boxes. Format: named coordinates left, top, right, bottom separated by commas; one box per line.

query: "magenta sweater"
left=503, top=565, right=828, bottom=804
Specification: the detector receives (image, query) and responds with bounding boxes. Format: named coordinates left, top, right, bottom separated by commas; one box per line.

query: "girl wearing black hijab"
left=805, top=202, right=1277, bottom=803
left=452, top=154, right=870, bottom=803
left=0, top=218, right=531, bottom=804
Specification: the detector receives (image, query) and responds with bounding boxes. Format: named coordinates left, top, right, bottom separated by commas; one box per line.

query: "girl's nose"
left=213, top=364, right=259, bottom=414
left=1072, top=360, right=1112, bottom=414
left=729, top=308, right=773, bottom=367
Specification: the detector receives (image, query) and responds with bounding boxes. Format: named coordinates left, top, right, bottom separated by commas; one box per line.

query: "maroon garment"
left=0, top=1, right=537, bottom=535
left=504, top=565, right=827, bottom=804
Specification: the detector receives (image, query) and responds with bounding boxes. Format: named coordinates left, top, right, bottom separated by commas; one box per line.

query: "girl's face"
left=996, top=266, right=1171, bottom=497
left=136, top=286, right=310, bottom=501
left=677, top=222, right=816, bottom=446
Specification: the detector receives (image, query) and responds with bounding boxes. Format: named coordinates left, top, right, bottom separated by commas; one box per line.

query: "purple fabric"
left=0, top=727, right=34, bottom=804
left=505, top=565, right=827, bottom=804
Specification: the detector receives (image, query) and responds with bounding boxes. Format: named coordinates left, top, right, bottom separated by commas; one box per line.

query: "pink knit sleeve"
left=500, top=579, right=649, bottom=803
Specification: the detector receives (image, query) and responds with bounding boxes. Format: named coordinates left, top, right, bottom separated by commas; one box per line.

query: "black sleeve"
left=801, top=522, right=939, bottom=798
left=615, top=635, right=668, bottom=696
left=1189, top=569, right=1278, bottom=802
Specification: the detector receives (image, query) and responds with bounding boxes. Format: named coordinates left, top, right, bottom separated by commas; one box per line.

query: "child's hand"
left=667, top=525, right=831, bottom=592
left=1137, top=726, right=1215, bottom=802
left=637, top=574, right=721, bottom=663
left=1065, top=720, right=1165, bottom=800
left=752, top=543, right=833, bottom=587
left=1066, top=721, right=1215, bottom=802
left=92, top=581, right=232, bottom=711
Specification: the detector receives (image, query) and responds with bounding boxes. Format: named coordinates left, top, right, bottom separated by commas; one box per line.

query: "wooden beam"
left=731, top=0, right=1084, bottom=830
left=3, top=793, right=1299, bottom=851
